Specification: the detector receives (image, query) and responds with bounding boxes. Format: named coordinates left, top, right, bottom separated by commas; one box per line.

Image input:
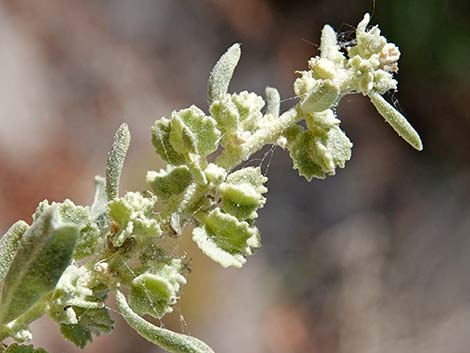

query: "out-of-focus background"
left=0, top=0, right=469, bottom=352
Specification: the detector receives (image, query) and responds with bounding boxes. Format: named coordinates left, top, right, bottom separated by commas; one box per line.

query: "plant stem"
left=216, top=107, right=299, bottom=170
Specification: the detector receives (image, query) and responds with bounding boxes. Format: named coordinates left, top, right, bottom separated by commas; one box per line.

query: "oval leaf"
left=301, top=80, right=339, bottom=113
left=0, top=208, right=78, bottom=325
left=106, top=123, right=131, bottom=200
left=369, top=91, right=423, bottom=150
left=129, top=274, right=173, bottom=319
left=208, top=43, right=241, bottom=105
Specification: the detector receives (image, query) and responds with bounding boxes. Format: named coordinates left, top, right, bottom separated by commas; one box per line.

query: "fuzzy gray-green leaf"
left=208, top=43, right=241, bottom=105
left=0, top=221, right=29, bottom=281
left=106, top=123, right=131, bottom=200
left=151, top=118, right=186, bottom=165
left=219, top=167, right=268, bottom=220
left=60, top=307, right=114, bottom=348
left=369, top=91, right=422, bottom=150
left=147, top=166, right=192, bottom=199
left=287, top=126, right=352, bottom=181
left=116, top=290, right=214, bottom=353
left=0, top=208, right=78, bottom=325
left=300, top=80, right=340, bottom=113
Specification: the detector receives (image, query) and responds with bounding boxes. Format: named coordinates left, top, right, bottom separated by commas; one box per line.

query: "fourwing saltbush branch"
left=0, top=14, right=422, bottom=353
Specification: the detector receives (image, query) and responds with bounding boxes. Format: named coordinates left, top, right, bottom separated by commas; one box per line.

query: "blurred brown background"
left=0, top=0, right=469, bottom=352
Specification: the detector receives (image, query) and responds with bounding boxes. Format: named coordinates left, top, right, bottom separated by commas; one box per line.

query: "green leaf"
left=218, top=167, right=267, bottom=220
left=129, top=274, right=173, bottom=319
left=116, top=290, right=214, bottom=353
left=369, top=91, right=423, bottom=150
left=47, top=265, right=113, bottom=348
left=147, top=166, right=192, bottom=199
left=225, top=166, right=267, bottom=194
left=300, top=80, right=340, bottom=113
left=4, top=344, right=48, bottom=353
left=168, top=105, right=221, bottom=184
left=0, top=208, right=78, bottom=325
left=265, top=87, right=280, bottom=118
left=192, top=208, right=260, bottom=268
left=287, top=125, right=352, bottom=181
left=151, top=118, right=186, bottom=165
left=209, top=95, right=240, bottom=134
left=32, top=200, right=50, bottom=223
left=192, top=227, right=245, bottom=268
left=60, top=324, right=91, bottom=349
left=57, top=200, right=100, bottom=260
left=327, top=127, right=353, bottom=169
left=129, top=259, right=186, bottom=319
left=60, top=307, right=114, bottom=348
left=31, top=200, right=100, bottom=260
left=106, top=123, right=131, bottom=200
left=169, top=106, right=220, bottom=157
left=203, top=209, right=254, bottom=253
left=219, top=184, right=262, bottom=220
left=208, top=43, right=241, bottom=105
left=0, top=221, right=29, bottom=281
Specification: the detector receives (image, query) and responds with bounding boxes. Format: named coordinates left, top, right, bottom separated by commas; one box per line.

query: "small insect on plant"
left=0, top=14, right=421, bottom=353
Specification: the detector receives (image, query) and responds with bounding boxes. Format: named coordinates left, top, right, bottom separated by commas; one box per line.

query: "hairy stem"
left=216, top=108, right=299, bottom=170
left=115, top=290, right=214, bottom=353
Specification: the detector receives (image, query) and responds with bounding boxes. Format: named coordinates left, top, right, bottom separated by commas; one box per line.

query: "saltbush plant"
left=0, top=14, right=421, bottom=353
